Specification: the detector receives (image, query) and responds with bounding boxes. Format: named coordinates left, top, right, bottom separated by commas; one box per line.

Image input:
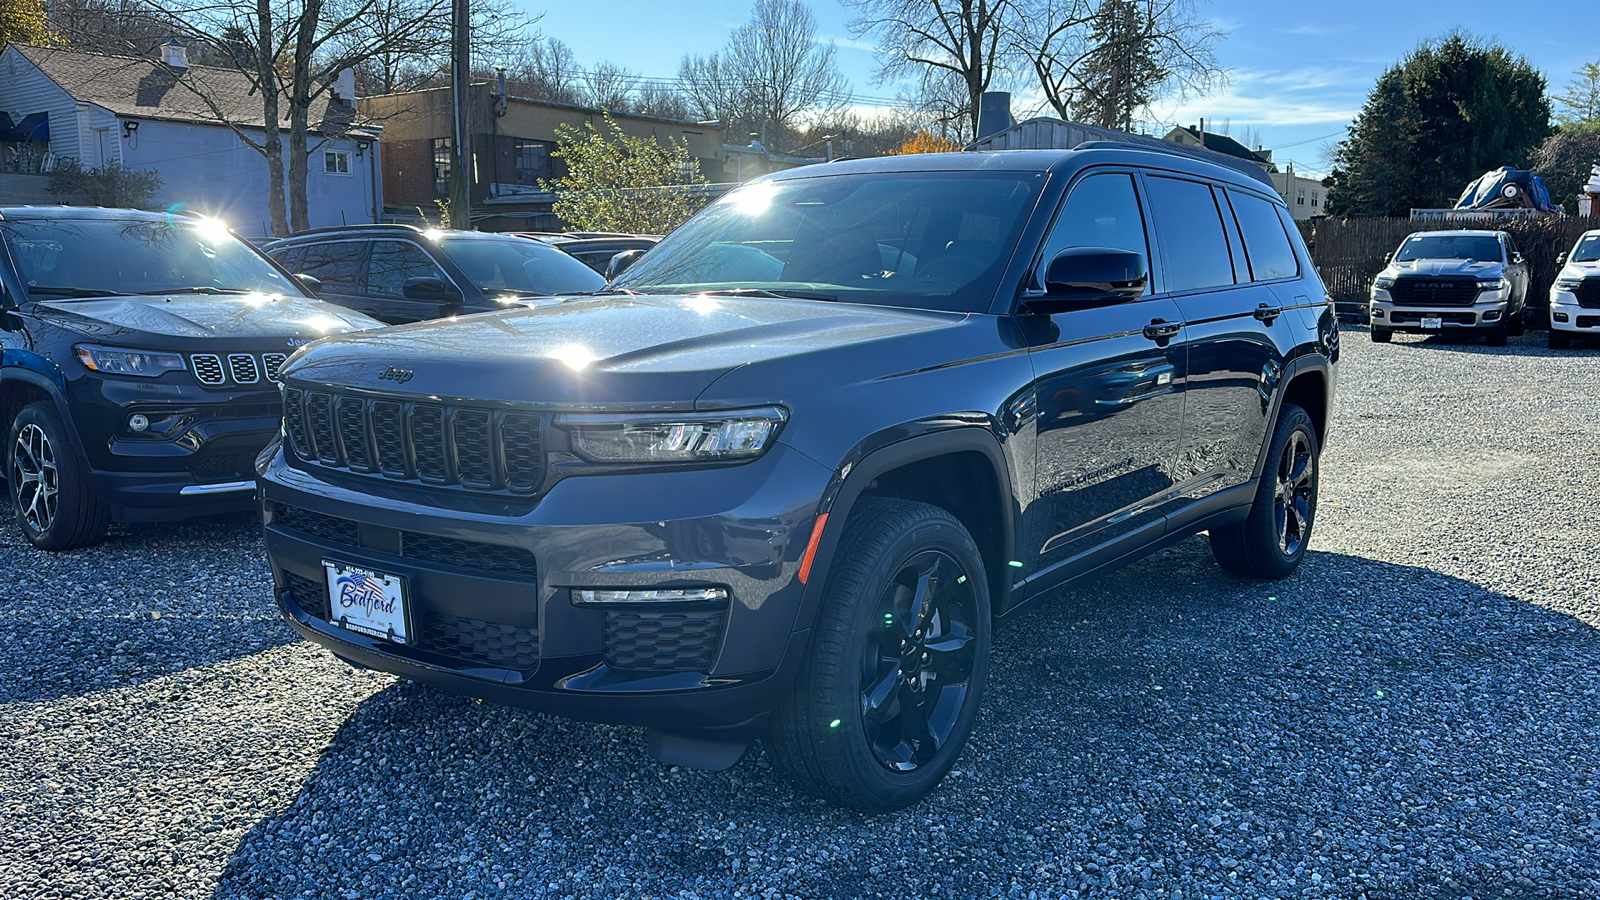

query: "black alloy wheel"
left=858, top=549, right=980, bottom=773
left=764, top=499, right=991, bottom=812
left=1272, top=428, right=1315, bottom=558
left=1209, top=403, right=1319, bottom=580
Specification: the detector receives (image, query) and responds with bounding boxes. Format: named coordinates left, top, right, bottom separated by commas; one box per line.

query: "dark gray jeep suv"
left=258, top=145, right=1339, bottom=811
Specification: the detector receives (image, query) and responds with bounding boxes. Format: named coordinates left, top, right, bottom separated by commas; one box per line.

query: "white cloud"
left=1149, top=66, right=1364, bottom=129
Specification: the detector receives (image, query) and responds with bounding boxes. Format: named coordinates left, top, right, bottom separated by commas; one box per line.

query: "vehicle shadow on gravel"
left=213, top=538, right=1600, bottom=900
left=1372, top=328, right=1580, bottom=358
left=0, top=502, right=294, bottom=704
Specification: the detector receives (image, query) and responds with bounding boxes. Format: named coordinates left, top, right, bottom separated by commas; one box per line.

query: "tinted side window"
left=1229, top=191, right=1300, bottom=281
left=366, top=240, right=448, bottom=299
left=1036, top=173, right=1147, bottom=289
left=270, top=246, right=306, bottom=274
left=1145, top=176, right=1234, bottom=293
left=295, top=242, right=364, bottom=293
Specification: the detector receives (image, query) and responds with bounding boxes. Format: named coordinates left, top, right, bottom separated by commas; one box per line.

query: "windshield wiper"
left=693, top=287, right=838, bottom=302
left=133, top=286, right=257, bottom=295
left=25, top=286, right=118, bottom=299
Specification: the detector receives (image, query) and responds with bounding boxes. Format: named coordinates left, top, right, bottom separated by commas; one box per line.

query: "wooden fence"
left=1295, top=217, right=1596, bottom=315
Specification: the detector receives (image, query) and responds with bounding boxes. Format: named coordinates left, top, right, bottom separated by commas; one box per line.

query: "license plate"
left=323, top=560, right=410, bottom=644
left=1421, top=316, right=1442, bottom=330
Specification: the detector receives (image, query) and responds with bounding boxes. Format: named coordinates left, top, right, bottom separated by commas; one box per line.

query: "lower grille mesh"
left=604, top=609, right=725, bottom=673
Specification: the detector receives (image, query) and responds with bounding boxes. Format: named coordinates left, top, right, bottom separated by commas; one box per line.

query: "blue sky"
left=519, top=0, right=1594, bottom=177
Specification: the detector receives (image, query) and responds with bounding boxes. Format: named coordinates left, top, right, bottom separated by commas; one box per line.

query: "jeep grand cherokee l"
left=1548, top=229, right=1600, bottom=349
left=259, top=146, right=1339, bottom=811
left=0, top=208, right=379, bottom=550
left=1368, top=230, right=1530, bottom=345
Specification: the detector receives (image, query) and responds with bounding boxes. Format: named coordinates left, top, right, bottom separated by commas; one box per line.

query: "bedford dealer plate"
left=323, top=560, right=410, bottom=644
left=1421, top=316, right=1443, bottom=330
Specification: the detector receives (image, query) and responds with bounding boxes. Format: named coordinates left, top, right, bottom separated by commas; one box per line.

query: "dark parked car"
left=0, top=207, right=378, bottom=550
left=258, top=146, right=1338, bottom=811
left=264, top=225, right=604, bottom=324
left=513, top=232, right=661, bottom=276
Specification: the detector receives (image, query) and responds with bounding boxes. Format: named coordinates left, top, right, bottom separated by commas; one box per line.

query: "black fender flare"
left=1251, top=353, right=1331, bottom=483
left=792, top=424, right=1019, bottom=631
left=0, top=361, right=91, bottom=470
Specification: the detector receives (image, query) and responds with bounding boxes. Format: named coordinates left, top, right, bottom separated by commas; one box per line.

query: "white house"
left=0, top=41, right=381, bottom=238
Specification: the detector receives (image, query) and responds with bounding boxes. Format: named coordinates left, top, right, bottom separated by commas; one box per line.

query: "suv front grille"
left=269, top=503, right=538, bottom=580
left=603, top=609, right=725, bottom=673
left=191, top=354, right=225, bottom=385
left=1575, top=278, right=1600, bottom=309
left=284, top=387, right=544, bottom=494
left=1388, top=276, right=1481, bottom=307
left=190, top=352, right=284, bottom=387
left=228, top=354, right=260, bottom=384
left=262, top=353, right=289, bottom=382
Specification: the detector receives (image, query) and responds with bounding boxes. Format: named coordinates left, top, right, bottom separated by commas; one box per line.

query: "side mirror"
left=402, top=276, right=462, bottom=303
left=1023, top=247, right=1148, bottom=315
left=1, top=309, right=23, bottom=332
left=292, top=273, right=323, bottom=295
left=1511, top=251, right=1524, bottom=265
left=1556, top=251, right=1568, bottom=268
left=605, top=249, right=645, bottom=280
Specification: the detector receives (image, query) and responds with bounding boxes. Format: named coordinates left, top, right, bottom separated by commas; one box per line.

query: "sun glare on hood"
left=547, top=343, right=598, bottom=370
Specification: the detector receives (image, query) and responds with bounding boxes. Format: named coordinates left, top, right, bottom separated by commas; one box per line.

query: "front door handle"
left=1142, top=319, right=1181, bottom=345
left=1253, top=303, right=1283, bottom=324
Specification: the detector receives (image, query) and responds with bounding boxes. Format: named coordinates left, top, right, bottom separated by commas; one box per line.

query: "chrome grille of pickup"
left=284, top=387, right=544, bottom=493
left=1387, top=275, right=1481, bottom=307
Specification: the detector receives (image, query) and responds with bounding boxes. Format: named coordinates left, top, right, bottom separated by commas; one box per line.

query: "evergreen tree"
left=1326, top=34, right=1551, bottom=217
left=1073, top=0, right=1168, bottom=131
left=1554, top=61, right=1600, bottom=127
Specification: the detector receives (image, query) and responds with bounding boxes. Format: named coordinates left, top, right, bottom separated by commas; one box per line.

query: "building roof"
left=7, top=43, right=362, bottom=135
left=1164, top=126, right=1272, bottom=167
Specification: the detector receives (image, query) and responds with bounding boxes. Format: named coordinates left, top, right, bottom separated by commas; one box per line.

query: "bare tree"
left=351, top=0, right=533, bottom=94
left=582, top=61, right=639, bottom=112
left=679, top=0, right=848, bottom=146
left=633, top=82, right=693, bottom=121
left=845, top=0, right=1019, bottom=141
left=502, top=37, right=581, bottom=105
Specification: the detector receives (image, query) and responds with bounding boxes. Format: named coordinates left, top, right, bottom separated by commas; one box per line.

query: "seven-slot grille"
left=284, top=386, right=543, bottom=493
left=1387, top=275, right=1483, bottom=307
left=1574, top=278, right=1600, bottom=309
left=189, top=352, right=288, bottom=385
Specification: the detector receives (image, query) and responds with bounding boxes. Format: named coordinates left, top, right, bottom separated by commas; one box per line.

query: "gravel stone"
left=2, top=326, right=1598, bottom=899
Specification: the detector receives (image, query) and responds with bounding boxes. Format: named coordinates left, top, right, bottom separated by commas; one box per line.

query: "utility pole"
left=449, top=0, right=471, bottom=229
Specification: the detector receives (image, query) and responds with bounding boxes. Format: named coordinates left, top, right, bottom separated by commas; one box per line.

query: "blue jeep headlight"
left=74, top=345, right=187, bottom=377
left=558, top=407, right=787, bottom=463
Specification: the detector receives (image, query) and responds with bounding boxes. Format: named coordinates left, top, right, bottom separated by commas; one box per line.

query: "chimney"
left=977, top=91, right=1011, bottom=142
left=331, top=68, right=357, bottom=105
left=161, top=38, right=189, bottom=70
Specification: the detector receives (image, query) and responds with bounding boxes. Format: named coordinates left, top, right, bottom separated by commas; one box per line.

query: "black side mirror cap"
left=1556, top=252, right=1568, bottom=267
left=605, top=249, right=646, bottom=281
left=1022, top=247, right=1149, bottom=315
left=1511, top=252, right=1524, bottom=265
left=402, top=276, right=463, bottom=303
left=292, top=272, right=323, bottom=295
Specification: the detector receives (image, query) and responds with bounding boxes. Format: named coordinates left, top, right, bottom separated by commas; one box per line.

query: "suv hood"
left=282, top=293, right=966, bottom=407
left=30, top=294, right=379, bottom=345
left=1384, top=258, right=1504, bottom=278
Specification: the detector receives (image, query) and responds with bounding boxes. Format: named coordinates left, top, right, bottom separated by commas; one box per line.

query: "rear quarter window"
left=1229, top=191, right=1300, bottom=281
left=1145, top=176, right=1235, bottom=293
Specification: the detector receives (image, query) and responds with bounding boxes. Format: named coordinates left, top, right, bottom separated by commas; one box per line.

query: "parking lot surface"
left=3, top=328, right=1598, bottom=900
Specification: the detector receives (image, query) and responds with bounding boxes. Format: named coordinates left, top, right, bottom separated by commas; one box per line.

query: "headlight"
left=558, top=407, right=787, bottom=463
left=74, top=345, right=186, bottom=377
left=1373, top=276, right=1395, bottom=289
left=1477, top=278, right=1509, bottom=291
left=1556, top=278, right=1582, bottom=290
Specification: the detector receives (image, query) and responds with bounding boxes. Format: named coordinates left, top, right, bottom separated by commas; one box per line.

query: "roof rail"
left=1074, top=139, right=1276, bottom=188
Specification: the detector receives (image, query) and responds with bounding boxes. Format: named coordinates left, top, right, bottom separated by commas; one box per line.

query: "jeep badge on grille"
left=378, top=366, right=414, bottom=384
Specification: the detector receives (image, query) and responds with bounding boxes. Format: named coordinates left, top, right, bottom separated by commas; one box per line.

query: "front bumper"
left=258, top=442, right=832, bottom=729
left=1548, top=291, right=1600, bottom=334
left=1370, top=291, right=1508, bottom=332
left=69, top=376, right=283, bottom=520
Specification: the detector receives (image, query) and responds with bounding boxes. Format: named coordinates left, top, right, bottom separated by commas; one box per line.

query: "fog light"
left=1371, top=308, right=1384, bottom=318
left=128, top=414, right=150, bottom=432
left=1554, top=312, right=1570, bottom=323
left=1484, top=309, right=1501, bottom=321
left=573, top=587, right=729, bottom=605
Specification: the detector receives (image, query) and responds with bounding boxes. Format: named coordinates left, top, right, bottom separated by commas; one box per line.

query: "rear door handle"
left=1142, top=319, right=1181, bottom=344
left=1253, top=303, right=1283, bottom=324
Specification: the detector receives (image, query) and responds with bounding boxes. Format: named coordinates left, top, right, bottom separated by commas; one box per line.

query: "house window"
left=432, top=138, right=452, bottom=197
left=1311, top=191, right=1319, bottom=207
left=512, top=139, right=555, bottom=185
left=324, top=150, right=351, bottom=175
left=1296, top=188, right=1306, bottom=206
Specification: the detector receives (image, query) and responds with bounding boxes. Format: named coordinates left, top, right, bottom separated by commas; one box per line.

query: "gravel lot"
left=3, top=327, right=1599, bottom=900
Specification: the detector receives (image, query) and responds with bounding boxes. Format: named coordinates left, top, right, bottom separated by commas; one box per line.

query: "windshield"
left=0, top=216, right=305, bottom=302
left=612, top=171, right=1045, bottom=312
left=1571, top=235, right=1600, bottom=263
left=436, top=236, right=605, bottom=295
left=1394, top=234, right=1503, bottom=264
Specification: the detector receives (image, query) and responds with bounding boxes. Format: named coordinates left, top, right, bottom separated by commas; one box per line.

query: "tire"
left=1485, top=319, right=1509, bottom=347
left=763, top=499, right=991, bottom=813
left=7, top=401, right=111, bottom=550
left=1507, top=306, right=1526, bottom=337
left=1209, top=404, right=1319, bottom=580
left=1549, top=329, right=1572, bottom=349
left=1370, top=326, right=1393, bottom=343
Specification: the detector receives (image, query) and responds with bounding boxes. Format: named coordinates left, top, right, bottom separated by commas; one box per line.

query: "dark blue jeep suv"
left=258, top=144, right=1339, bottom=811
